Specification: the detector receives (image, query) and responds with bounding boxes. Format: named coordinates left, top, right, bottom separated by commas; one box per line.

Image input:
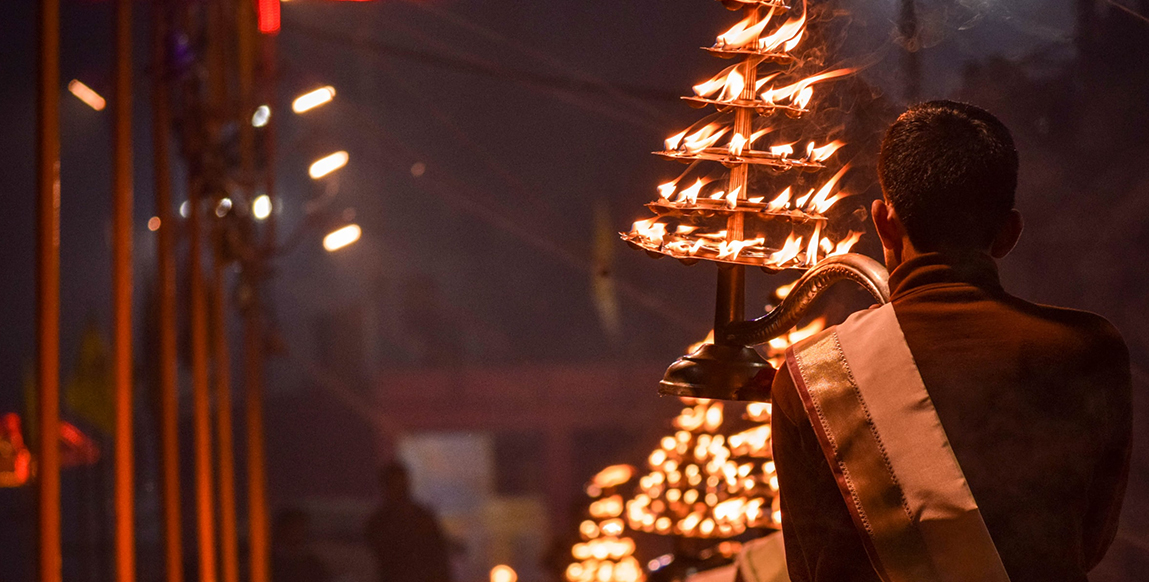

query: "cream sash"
left=784, top=303, right=1010, bottom=582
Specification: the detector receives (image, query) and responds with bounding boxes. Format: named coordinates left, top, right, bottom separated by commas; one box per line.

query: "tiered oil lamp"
left=623, top=0, right=890, bottom=400
left=567, top=465, right=646, bottom=582
left=624, top=315, right=824, bottom=542
left=626, top=399, right=780, bottom=538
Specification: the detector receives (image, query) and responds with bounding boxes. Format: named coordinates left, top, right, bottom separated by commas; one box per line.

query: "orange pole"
left=152, top=3, right=184, bottom=581
left=36, top=0, right=62, bottom=579
left=112, top=0, right=136, bottom=578
left=190, top=187, right=217, bottom=582
left=244, top=301, right=268, bottom=582
left=213, top=259, right=240, bottom=582
left=246, top=34, right=277, bottom=582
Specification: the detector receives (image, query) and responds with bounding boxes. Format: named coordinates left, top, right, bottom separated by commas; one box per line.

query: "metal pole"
left=112, top=0, right=136, bottom=578
left=36, top=0, right=62, bottom=578
left=243, top=302, right=268, bottom=582
left=213, top=257, right=240, bottom=582
left=190, top=185, right=217, bottom=582
left=246, top=32, right=277, bottom=582
left=715, top=7, right=759, bottom=341
left=206, top=0, right=239, bottom=578
left=152, top=3, right=184, bottom=581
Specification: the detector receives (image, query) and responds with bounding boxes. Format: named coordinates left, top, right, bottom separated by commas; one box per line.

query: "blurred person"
left=365, top=462, right=453, bottom=582
left=272, top=507, right=331, bottom=582
left=771, top=101, right=1131, bottom=582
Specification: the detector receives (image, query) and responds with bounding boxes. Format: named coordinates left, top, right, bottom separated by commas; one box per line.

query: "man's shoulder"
left=1004, top=298, right=1128, bottom=361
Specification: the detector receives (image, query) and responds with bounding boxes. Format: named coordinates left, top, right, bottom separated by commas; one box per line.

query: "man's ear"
left=871, top=198, right=903, bottom=255
left=990, top=209, right=1023, bottom=258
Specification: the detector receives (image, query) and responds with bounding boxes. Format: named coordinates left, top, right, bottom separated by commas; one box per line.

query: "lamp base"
left=658, top=343, right=775, bottom=401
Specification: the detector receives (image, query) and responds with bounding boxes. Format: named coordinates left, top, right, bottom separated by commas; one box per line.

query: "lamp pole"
left=111, top=0, right=136, bottom=577
left=152, top=3, right=184, bottom=580
left=36, top=0, right=62, bottom=579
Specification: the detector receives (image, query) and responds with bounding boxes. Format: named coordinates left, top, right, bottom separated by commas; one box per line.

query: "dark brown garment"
left=771, top=251, right=1132, bottom=582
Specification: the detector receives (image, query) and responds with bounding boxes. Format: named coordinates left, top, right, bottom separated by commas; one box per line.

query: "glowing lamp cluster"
left=623, top=0, right=862, bottom=271
left=567, top=465, right=646, bottom=582
left=625, top=399, right=781, bottom=538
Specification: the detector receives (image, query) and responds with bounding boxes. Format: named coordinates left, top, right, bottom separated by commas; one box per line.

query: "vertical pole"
left=152, top=3, right=184, bottom=582
left=243, top=301, right=269, bottom=582
left=190, top=188, right=217, bottom=582
left=213, top=258, right=240, bottom=582
left=206, top=0, right=238, bottom=579
left=112, top=0, right=136, bottom=579
left=715, top=7, right=759, bottom=341
left=246, top=32, right=277, bottom=582
left=36, top=0, right=62, bottom=579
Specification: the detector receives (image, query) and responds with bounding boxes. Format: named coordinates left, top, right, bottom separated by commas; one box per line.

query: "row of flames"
left=625, top=398, right=782, bottom=539
left=566, top=310, right=826, bottom=578
left=568, top=465, right=646, bottom=582
left=624, top=0, right=863, bottom=270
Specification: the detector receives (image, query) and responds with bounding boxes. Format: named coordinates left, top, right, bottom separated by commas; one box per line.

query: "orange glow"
left=68, top=80, right=106, bottom=111
left=759, top=68, right=855, bottom=108
left=322, top=224, right=361, bottom=252
left=807, top=140, right=845, bottom=162
left=693, top=66, right=745, bottom=101
left=805, top=165, right=851, bottom=213
left=830, top=231, right=863, bottom=256
left=769, top=143, right=795, bottom=158
left=292, top=86, right=336, bottom=113
left=759, top=9, right=807, bottom=52
left=767, top=186, right=792, bottom=211
left=147, top=217, right=161, bottom=231
left=716, top=9, right=775, bottom=49
left=490, top=565, right=517, bottom=582
left=675, top=179, right=706, bottom=204
left=729, top=133, right=747, bottom=155
left=631, top=219, right=667, bottom=245
left=680, top=123, right=729, bottom=153
left=309, top=151, right=349, bottom=179
left=768, top=318, right=827, bottom=351
left=592, top=465, right=635, bottom=490
left=0, top=413, right=32, bottom=488
left=769, top=234, right=803, bottom=265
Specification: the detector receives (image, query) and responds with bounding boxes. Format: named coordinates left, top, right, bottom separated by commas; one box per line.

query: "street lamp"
left=68, top=79, right=106, bottom=111
left=308, top=151, right=348, bottom=179
left=322, top=223, right=360, bottom=252
left=292, top=86, right=336, bottom=114
left=251, top=105, right=271, bottom=127
left=252, top=195, right=272, bottom=220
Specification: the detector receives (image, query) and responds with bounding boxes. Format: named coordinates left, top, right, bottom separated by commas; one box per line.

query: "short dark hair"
left=877, top=100, right=1018, bottom=251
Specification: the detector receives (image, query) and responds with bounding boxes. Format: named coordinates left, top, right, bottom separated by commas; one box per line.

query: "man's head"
left=379, top=461, right=411, bottom=504
left=873, top=100, right=1023, bottom=267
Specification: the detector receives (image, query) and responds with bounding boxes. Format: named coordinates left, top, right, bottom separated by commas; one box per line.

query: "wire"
left=1101, top=0, right=1149, bottom=25
left=285, top=20, right=682, bottom=105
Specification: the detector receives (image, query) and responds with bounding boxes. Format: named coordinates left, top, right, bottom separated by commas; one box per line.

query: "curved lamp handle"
left=721, top=253, right=891, bottom=347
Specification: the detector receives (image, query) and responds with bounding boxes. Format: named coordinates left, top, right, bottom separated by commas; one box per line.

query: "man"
left=365, top=462, right=453, bottom=582
left=771, top=101, right=1131, bottom=582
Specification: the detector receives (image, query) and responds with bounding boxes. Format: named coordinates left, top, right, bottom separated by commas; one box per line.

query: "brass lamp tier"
left=621, top=0, right=890, bottom=401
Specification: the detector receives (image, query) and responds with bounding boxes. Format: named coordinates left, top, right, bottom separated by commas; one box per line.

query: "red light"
left=257, top=0, right=281, bottom=34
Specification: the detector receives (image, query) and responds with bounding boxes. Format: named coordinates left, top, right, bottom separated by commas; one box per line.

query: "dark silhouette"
left=271, top=507, right=331, bottom=582
left=365, top=462, right=453, bottom=582
left=772, top=102, right=1132, bottom=581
